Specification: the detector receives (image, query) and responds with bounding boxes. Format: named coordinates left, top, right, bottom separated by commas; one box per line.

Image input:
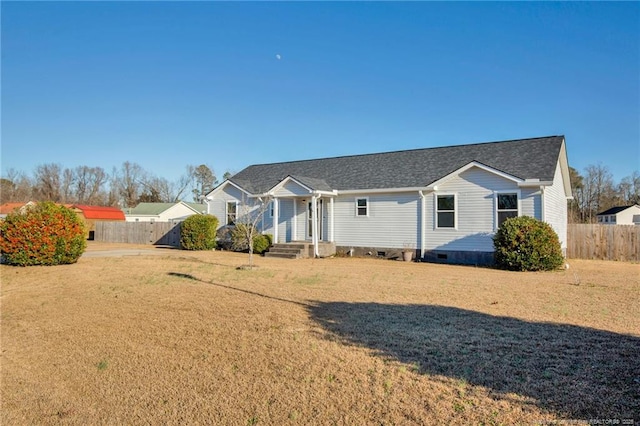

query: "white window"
left=226, top=201, right=237, bottom=225
left=496, top=192, right=519, bottom=227
left=436, top=194, right=456, bottom=228
left=356, top=198, right=368, bottom=217
left=269, top=200, right=274, bottom=218
left=610, top=215, right=616, bottom=224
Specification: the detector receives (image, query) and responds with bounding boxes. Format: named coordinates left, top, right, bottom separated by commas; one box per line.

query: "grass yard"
left=1, top=244, right=639, bottom=425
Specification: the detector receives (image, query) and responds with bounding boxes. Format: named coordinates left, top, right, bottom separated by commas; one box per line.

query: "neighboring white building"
left=204, top=135, right=572, bottom=265
left=596, top=205, right=640, bottom=225
left=125, top=202, right=207, bottom=222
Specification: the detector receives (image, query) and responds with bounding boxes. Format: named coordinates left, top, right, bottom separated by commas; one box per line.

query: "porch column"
left=311, top=195, right=318, bottom=257
left=329, top=197, right=334, bottom=242
left=292, top=199, right=297, bottom=240
left=273, top=197, right=279, bottom=243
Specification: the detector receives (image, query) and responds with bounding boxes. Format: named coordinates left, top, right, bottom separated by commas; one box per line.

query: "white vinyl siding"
left=425, top=166, right=526, bottom=252
left=543, top=161, right=569, bottom=249
left=334, top=192, right=420, bottom=249
left=277, top=199, right=294, bottom=242
left=272, top=180, right=311, bottom=197
left=294, top=199, right=307, bottom=240
left=207, top=185, right=247, bottom=229
left=520, top=188, right=542, bottom=220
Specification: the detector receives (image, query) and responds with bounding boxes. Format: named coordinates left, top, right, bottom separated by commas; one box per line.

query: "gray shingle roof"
left=596, top=205, right=637, bottom=216
left=228, top=136, right=565, bottom=193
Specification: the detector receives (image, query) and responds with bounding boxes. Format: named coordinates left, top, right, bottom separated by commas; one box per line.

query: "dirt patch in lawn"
left=1, top=249, right=638, bottom=424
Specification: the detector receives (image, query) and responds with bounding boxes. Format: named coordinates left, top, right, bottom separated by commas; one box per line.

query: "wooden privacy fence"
left=567, top=224, right=639, bottom=261
left=95, top=221, right=182, bottom=247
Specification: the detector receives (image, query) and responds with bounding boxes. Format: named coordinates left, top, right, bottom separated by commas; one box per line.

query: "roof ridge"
left=246, top=135, right=564, bottom=167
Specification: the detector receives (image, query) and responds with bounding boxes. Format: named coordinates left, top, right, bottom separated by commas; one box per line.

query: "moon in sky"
left=275, top=54, right=281, bottom=60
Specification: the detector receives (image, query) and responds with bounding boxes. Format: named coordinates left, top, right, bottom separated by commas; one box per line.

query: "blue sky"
left=2, top=1, right=638, bottom=184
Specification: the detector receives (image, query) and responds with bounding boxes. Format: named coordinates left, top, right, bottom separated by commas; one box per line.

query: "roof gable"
left=222, top=135, right=566, bottom=194
left=270, top=176, right=313, bottom=197
left=425, top=161, right=523, bottom=190
left=597, top=205, right=640, bottom=216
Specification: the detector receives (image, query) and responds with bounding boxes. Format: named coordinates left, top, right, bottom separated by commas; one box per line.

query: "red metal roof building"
left=73, top=205, right=125, bottom=221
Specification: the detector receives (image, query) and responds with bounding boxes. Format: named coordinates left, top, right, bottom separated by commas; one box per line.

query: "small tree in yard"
left=180, top=214, right=219, bottom=250
left=0, top=201, right=86, bottom=266
left=231, top=196, right=272, bottom=268
left=493, top=216, right=564, bottom=271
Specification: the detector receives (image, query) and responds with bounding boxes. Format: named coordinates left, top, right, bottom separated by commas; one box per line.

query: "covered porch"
left=265, top=176, right=337, bottom=258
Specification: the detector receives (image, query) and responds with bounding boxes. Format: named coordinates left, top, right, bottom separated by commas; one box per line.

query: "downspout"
left=540, top=187, right=546, bottom=222
left=311, top=195, right=318, bottom=257
left=419, top=190, right=427, bottom=260
left=273, top=197, right=279, bottom=243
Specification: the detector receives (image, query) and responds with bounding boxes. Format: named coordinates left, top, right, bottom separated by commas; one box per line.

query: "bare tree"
left=114, top=162, right=147, bottom=208
left=138, top=176, right=171, bottom=203
left=73, top=166, right=109, bottom=205
left=1, top=169, right=34, bottom=203
left=581, top=164, right=615, bottom=222
left=618, top=171, right=640, bottom=205
left=171, top=165, right=195, bottom=202
left=60, top=168, right=75, bottom=204
left=33, top=163, right=62, bottom=202
left=232, top=195, right=272, bottom=268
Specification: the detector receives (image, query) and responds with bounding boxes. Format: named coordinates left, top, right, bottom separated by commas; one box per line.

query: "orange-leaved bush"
left=0, top=202, right=87, bottom=266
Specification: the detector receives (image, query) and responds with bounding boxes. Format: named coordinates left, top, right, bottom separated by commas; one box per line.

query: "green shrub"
left=252, top=234, right=271, bottom=254
left=0, top=202, right=86, bottom=266
left=231, top=225, right=272, bottom=254
left=180, top=214, right=219, bottom=250
left=493, top=216, right=564, bottom=271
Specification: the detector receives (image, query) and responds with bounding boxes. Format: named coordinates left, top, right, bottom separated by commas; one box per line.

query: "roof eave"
left=338, top=186, right=430, bottom=195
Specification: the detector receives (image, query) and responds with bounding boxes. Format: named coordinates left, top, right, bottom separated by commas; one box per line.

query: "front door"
left=308, top=200, right=323, bottom=240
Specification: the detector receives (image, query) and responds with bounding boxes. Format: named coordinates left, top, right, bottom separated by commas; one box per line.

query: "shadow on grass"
left=307, top=302, right=639, bottom=420
left=166, top=272, right=639, bottom=420
left=167, top=272, right=310, bottom=307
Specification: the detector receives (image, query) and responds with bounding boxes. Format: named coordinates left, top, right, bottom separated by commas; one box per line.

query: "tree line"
left=0, top=162, right=231, bottom=208
left=569, top=165, right=639, bottom=223
left=1, top=161, right=638, bottom=223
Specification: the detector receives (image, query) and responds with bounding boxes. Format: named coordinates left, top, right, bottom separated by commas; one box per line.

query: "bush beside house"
left=180, top=214, right=219, bottom=250
left=0, top=201, right=86, bottom=266
left=493, top=216, right=564, bottom=271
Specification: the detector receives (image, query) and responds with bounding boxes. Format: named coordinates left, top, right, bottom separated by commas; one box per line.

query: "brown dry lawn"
left=2, top=242, right=639, bottom=425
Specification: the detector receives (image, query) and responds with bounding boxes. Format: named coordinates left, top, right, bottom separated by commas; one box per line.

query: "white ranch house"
left=125, top=202, right=207, bottom=223
left=205, top=136, right=571, bottom=264
left=596, top=205, right=640, bottom=225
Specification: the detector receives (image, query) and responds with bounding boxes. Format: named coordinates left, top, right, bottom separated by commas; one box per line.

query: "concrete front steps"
left=265, top=242, right=337, bottom=259
left=264, top=243, right=308, bottom=259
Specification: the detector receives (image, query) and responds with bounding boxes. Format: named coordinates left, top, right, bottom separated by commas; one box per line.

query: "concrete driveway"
left=82, top=242, right=179, bottom=258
